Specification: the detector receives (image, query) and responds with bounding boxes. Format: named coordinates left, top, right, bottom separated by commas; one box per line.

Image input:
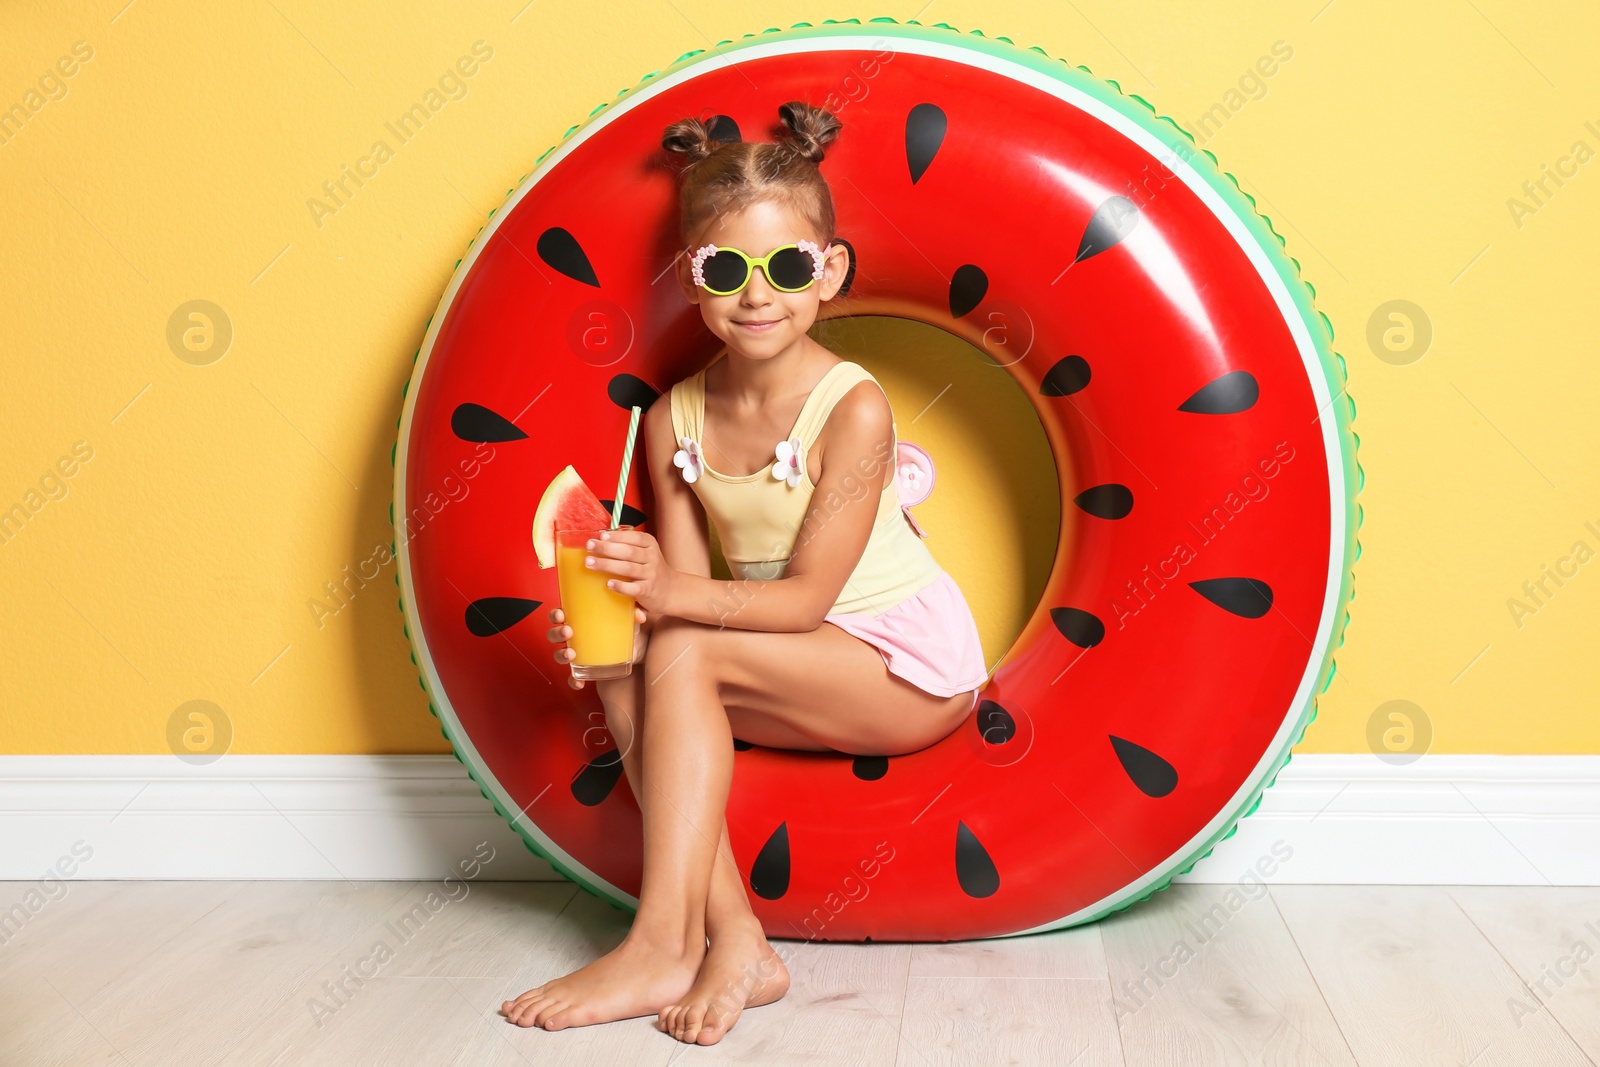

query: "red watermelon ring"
left=392, top=19, right=1361, bottom=941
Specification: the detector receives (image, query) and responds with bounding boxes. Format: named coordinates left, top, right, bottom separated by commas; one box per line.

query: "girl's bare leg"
left=501, top=618, right=738, bottom=1031
left=503, top=614, right=972, bottom=1041
left=594, top=659, right=794, bottom=1042
left=658, top=817, right=791, bottom=1044
left=651, top=617, right=973, bottom=1045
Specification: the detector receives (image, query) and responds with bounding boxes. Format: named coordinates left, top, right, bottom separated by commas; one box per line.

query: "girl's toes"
left=507, top=994, right=545, bottom=1023
left=542, top=1004, right=584, bottom=1031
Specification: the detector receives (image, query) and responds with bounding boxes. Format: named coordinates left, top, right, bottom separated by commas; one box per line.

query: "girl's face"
left=677, top=198, right=850, bottom=362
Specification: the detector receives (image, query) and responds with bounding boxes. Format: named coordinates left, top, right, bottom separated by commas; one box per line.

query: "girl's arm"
left=659, top=382, right=894, bottom=633
left=643, top=397, right=713, bottom=581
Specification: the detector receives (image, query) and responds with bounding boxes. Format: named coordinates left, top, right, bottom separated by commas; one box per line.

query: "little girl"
left=502, top=101, right=989, bottom=1045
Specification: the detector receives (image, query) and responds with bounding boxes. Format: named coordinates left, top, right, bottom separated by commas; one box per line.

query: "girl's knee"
left=643, top=616, right=721, bottom=673
left=646, top=615, right=701, bottom=652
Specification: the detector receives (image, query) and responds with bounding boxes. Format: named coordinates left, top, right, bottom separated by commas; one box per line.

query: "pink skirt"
left=823, top=571, right=989, bottom=706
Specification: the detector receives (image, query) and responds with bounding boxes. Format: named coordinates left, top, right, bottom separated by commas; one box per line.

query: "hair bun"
left=661, top=117, right=719, bottom=166
left=777, top=101, right=842, bottom=165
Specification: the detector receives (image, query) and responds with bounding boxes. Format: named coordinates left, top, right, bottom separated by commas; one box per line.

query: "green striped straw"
left=611, top=405, right=641, bottom=529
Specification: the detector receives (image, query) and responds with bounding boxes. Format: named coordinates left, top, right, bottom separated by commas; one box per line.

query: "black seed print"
left=597, top=500, right=648, bottom=527
left=450, top=403, right=527, bottom=443
left=974, top=701, right=1015, bottom=746
left=852, top=755, right=888, bottom=781
left=1075, top=196, right=1140, bottom=262
left=832, top=236, right=857, bottom=297
left=955, top=821, right=1000, bottom=898
left=905, top=103, right=947, bottom=184
left=749, top=822, right=790, bottom=900
left=706, top=114, right=741, bottom=143
left=570, top=749, right=624, bottom=806
left=733, top=738, right=754, bottom=752
left=1074, top=484, right=1134, bottom=520
left=1040, top=356, right=1092, bottom=397
left=1050, top=607, right=1105, bottom=648
left=464, top=597, right=541, bottom=637
left=607, top=374, right=659, bottom=413
left=1178, top=371, right=1259, bottom=414
left=536, top=226, right=600, bottom=287
left=949, top=264, right=988, bottom=319
left=1189, top=577, right=1274, bottom=618
left=1109, top=735, right=1179, bottom=798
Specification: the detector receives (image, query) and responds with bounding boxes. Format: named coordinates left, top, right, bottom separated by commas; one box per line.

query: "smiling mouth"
left=734, top=319, right=781, bottom=327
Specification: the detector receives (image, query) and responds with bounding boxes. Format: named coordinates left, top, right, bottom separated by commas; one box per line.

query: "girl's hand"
left=582, top=528, right=679, bottom=617
left=547, top=604, right=649, bottom=690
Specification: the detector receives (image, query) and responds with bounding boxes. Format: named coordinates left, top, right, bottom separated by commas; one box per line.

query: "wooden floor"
left=2, top=880, right=1596, bottom=1066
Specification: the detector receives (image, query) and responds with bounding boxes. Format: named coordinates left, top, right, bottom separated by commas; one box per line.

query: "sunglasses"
left=689, top=239, right=830, bottom=296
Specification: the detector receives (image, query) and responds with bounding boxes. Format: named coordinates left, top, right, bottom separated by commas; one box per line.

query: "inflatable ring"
left=393, top=19, right=1360, bottom=941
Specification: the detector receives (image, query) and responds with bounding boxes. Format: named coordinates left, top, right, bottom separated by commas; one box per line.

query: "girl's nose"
left=741, top=271, right=776, bottom=302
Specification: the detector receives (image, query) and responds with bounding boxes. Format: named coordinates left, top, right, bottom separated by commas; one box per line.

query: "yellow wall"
left=2, top=2, right=1595, bottom=756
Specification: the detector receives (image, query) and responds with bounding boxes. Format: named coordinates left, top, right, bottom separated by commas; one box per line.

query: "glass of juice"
left=554, top=524, right=639, bottom=680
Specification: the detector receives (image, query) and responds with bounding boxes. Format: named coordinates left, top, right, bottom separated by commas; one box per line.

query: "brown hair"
left=661, top=101, right=842, bottom=247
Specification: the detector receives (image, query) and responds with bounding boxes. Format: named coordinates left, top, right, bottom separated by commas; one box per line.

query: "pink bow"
left=896, top=440, right=935, bottom=539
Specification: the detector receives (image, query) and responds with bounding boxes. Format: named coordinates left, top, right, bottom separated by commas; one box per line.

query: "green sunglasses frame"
left=688, top=240, right=830, bottom=296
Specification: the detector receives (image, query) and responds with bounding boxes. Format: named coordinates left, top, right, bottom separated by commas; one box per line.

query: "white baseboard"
left=0, top=755, right=556, bottom=883
left=1170, top=754, right=1600, bottom=886
left=1, top=754, right=1595, bottom=885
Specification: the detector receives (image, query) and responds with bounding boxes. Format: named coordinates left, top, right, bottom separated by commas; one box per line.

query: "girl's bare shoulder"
left=643, top=390, right=679, bottom=450
left=824, top=375, right=892, bottom=434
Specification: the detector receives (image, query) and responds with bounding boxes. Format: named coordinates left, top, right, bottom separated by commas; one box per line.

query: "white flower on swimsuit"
left=673, top=436, right=703, bottom=483
left=771, top=436, right=803, bottom=488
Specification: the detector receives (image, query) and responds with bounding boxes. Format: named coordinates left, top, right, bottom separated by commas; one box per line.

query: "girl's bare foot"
left=503, top=934, right=703, bottom=1031
left=658, top=919, right=790, bottom=1045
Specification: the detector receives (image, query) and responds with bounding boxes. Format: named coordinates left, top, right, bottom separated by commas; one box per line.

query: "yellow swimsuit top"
left=668, top=356, right=944, bottom=617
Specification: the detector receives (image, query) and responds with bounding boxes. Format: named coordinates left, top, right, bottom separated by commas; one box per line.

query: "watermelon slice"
left=532, top=464, right=613, bottom=568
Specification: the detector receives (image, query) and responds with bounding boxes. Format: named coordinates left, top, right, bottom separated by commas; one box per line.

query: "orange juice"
left=555, top=526, right=637, bottom=679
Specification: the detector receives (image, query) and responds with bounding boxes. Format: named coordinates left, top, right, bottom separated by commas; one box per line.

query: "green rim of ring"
left=390, top=16, right=1363, bottom=936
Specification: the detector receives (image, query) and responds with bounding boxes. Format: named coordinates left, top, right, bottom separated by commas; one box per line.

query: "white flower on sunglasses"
left=771, top=436, right=803, bottom=488
left=689, top=244, right=718, bottom=289
left=796, top=239, right=828, bottom=281
left=673, top=436, right=704, bottom=483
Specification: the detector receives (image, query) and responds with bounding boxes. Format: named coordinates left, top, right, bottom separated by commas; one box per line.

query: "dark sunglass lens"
left=766, top=246, right=815, bottom=289
left=702, top=250, right=749, bottom=292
